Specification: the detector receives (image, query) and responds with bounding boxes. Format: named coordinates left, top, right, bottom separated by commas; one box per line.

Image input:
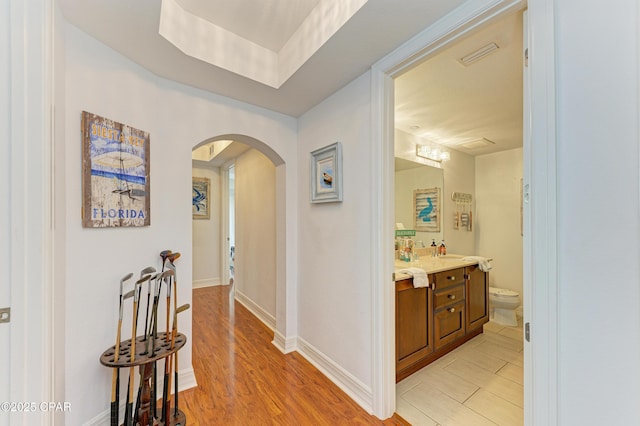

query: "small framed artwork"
left=414, top=187, right=440, bottom=232
left=192, top=177, right=211, bottom=219
left=310, top=142, right=343, bottom=203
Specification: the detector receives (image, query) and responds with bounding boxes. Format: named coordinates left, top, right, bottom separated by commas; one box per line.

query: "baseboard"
left=192, top=277, right=221, bottom=288
left=234, top=290, right=276, bottom=331
left=272, top=330, right=297, bottom=354
left=296, top=337, right=373, bottom=414
left=83, top=367, right=198, bottom=426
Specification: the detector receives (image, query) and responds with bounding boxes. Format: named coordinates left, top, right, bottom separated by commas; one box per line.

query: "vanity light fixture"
left=416, top=145, right=450, bottom=162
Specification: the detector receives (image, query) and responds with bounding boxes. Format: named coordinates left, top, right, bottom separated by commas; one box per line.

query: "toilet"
left=489, top=287, right=520, bottom=326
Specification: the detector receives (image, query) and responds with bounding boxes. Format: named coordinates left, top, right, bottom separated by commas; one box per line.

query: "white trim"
left=296, top=337, right=373, bottom=414
left=82, top=368, right=197, bottom=426
left=271, top=330, right=297, bottom=354
left=526, top=0, right=558, bottom=424
left=234, top=290, right=276, bottom=331
left=9, top=0, right=55, bottom=424
left=220, top=161, right=233, bottom=288
left=192, top=278, right=222, bottom=288
left=369, top=0, right=555, bottom=421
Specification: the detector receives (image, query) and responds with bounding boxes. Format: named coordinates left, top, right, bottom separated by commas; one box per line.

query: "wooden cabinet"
left=396, top=264, right=489, bottom=382
left=466, top=265, right=489, bottom=333
left=395, top=278, right=433, bottom=373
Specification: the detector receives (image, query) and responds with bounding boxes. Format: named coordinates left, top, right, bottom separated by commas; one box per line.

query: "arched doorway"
left=191, top=134, right=292, bottom=350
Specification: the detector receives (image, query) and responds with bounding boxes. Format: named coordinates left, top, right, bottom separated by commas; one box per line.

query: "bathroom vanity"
left=395, top=256, right=489, bottom=381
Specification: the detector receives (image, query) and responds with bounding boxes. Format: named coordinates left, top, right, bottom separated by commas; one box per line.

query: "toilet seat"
left=489, top=287, right=519, bottom=298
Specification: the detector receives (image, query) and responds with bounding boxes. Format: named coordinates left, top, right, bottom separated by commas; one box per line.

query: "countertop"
left=394, top=254, right=491, bottom=280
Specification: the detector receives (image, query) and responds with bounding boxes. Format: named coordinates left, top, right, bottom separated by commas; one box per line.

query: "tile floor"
left=396, top=320, right=524, bottom=426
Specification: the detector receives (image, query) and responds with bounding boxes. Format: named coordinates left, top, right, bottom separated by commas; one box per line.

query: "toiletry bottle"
left=431, top=239, right=437, bottom=257
left=439, top=240, right=446, bottom=256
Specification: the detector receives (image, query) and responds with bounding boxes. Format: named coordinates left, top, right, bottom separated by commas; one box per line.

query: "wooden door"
left=466, top=266, right=489, bottom=332
left=396, top=279, right=434, bottom=374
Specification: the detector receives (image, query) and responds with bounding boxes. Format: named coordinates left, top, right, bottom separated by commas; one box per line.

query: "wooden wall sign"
left=81, top=111, right=150, bottom=227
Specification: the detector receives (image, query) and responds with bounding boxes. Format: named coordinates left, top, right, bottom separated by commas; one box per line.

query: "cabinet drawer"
left=434, top=301, right=465, bottom=349
left=434, top=284, right=464, bottom=310
left=433, top=267, right=465, bottom=290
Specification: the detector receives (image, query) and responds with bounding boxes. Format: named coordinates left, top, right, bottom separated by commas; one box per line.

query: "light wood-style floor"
left=180, top=285, right=408, bottom=425
left=396, top=320, right=524, bottom=426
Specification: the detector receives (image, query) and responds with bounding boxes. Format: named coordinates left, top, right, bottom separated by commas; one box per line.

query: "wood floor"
left=180, top=285, right=407, bottom=425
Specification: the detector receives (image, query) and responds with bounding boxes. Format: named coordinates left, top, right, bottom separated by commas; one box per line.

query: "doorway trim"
left=369, top=0, right=558, bottom=423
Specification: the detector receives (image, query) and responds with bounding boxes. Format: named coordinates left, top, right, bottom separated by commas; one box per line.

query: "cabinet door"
left=396, top=279, right=434, bottom=372
left=466, top=266, right=489, bottom=332
left=434, top=301, right=465, bottom=349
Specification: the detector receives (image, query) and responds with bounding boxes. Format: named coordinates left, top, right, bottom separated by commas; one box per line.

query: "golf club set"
left=101, top=250, right=189, bottom=426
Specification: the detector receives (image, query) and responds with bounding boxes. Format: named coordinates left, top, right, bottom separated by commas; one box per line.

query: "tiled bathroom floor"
left=396, top=321, right=524, bottom=426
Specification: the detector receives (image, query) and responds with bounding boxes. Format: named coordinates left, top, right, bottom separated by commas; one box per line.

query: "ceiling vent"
left=460, top=138, right=496, bottom=150
left=458, top=42, right=500, bottom=66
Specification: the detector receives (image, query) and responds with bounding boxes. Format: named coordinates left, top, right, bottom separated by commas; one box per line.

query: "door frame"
left=7, top=0, right=55, bottom=424
left=369, top=0, right=558, bottom=423
left=220, top=160, right=235, bottom=286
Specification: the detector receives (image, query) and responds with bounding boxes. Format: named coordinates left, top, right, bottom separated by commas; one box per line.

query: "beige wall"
left=475, top=148, right=523, bottom=294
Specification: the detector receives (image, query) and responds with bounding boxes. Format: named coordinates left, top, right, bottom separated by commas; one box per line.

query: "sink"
left=437, top=254, right=465, bottom=260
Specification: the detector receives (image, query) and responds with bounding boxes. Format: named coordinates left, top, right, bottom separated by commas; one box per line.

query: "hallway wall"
left=60, top=23, right=297, bottom=424
left=234, top=149, right=277, bottom=324
left=192, top=165, right=222, bottom=288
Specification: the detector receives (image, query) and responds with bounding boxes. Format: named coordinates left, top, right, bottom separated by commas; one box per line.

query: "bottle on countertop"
left=439, top=240, right=446, bottom=256
left=431, top=239, right=438, bottom=257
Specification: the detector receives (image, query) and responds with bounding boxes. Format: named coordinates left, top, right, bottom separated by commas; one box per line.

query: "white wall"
left=297, top=71, right=374, bottom=396
left=234, top=149, right=277, bottom=323
left=192, top=165, right=222, bottom=287
left=61, top=23, right=297, bottom=424
left=475, top=148, right=523, bottom=293
left=395, top=129, right=476, bottom=254
left=555, top=1, right=640, bottom=423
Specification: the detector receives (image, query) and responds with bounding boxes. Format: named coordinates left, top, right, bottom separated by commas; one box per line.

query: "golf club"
left=134, top=268, right=156, bottom=425
left=124, top=274, right=151, bottom=426
left=163, top=303, right=189, bottom=423
left=110, top=273, right=133, bottom=426
left=172, top=304, right=190, bottom=419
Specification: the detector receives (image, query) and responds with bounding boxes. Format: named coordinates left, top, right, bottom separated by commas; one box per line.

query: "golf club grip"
left=123, top=402, right=133, bottom=426
left=174, top=371, right=179, bottom=416
left=110, top=401, right=118, bottom=426
left=161, top=373, right=169, bottom=422
left=125, top=401, right=133, bottom=426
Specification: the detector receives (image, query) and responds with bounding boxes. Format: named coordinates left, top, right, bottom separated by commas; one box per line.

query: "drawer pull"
left=448, top=307, right=456, bottom=313
left=447, top=276, right=456, bottom=281
left=448, top=294, right=456, bottom=300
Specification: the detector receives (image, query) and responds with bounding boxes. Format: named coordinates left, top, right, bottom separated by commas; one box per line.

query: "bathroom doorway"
left=392, top=9, right=525, bottom=424
left=370, top=0, right=559, bottom=423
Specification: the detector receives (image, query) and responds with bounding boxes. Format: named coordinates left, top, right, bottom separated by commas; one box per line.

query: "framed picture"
left=81, top=111, right=150, bottom=228
left=414, top=187, right=440, bottom=232
left=192, top=177, right=211, bottom=219
left=310, top=142, right=342, bottom=203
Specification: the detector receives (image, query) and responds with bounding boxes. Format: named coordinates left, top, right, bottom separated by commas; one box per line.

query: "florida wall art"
left=81, top=111, right=151, bottom=228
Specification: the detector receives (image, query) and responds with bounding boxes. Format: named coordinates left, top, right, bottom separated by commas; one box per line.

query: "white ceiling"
left=57, top=1, right=522, bottom=158
left=176, top=0, right=320, bottom=51
left=57, top=0, right=466, bottom=117
left=395, top=11, right=524, bottom=156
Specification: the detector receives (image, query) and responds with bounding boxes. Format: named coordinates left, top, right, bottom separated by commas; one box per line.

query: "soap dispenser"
left=430, top=239, right=438, bottom=257
left=439, top=240, right=447, bottom=256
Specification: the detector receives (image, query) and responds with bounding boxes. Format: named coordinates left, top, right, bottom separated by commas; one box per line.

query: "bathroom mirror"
left=394, top=157, right=444, bottom=247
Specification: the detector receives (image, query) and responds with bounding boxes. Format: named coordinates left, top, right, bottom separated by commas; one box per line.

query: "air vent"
left=460, top=138, right=496, bottom=150
left=458, top=42, right=500, bottom=66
